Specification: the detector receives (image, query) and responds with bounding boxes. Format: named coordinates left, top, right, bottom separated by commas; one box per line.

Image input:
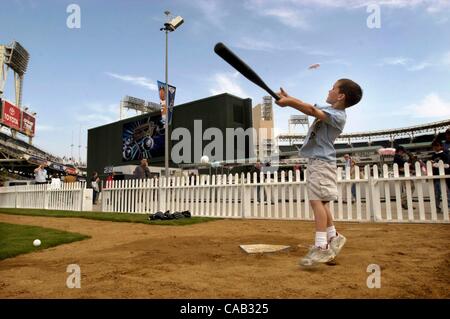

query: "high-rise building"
left=252, top=96, right=276, bottom=160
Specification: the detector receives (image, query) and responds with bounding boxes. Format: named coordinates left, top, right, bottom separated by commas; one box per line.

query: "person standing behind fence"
left=91, top=171, right=100, bottom=205
left=133, top=159, right=151, bottom=179
left=443, top=128, right=450, bottom=153
left=343, top=154, right=356, bottom=203
left=250, top=160, right=266, bottom=203
left=64, top=173, right=77, bottom=183
left=350, top=159, right=357, bottom=203
left=34, top=164, right=48, bottom=185
left=394, top=146, right=416, bottom=209
left=343, top=154, right=352, bottom=169
left=431, top=139, right=450, bottom=213
left=105, top=172, right=115, bottom=188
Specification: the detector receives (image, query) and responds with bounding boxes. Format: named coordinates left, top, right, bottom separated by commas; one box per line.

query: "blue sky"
left=0, top=0, right=449, bottom=161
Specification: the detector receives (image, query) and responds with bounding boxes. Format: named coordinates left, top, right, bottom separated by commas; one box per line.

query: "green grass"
left=0, top=208, right=219, bottom=226
left=0, top=222, right=90, bottom=260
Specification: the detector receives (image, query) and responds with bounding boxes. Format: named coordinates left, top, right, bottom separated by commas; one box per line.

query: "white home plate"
left=240, top=244, right=290, bottom=254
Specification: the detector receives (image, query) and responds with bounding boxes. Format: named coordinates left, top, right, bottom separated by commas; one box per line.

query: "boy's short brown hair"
left=337, top=79, right=363, bottom=108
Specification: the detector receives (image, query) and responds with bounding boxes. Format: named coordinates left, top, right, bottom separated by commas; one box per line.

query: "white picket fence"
left=0, top=182, right=90, bottom=211
left=100, top=161, right=449, bottom=223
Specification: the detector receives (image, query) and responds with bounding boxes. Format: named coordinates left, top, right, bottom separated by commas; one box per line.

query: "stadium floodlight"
left=120, top=95, right=161, bottom=118
left=160, top=11, right=184, bottom=178
left=165, top=15, right=184, bottom=32
left=4, top=41, right=29, bottom=76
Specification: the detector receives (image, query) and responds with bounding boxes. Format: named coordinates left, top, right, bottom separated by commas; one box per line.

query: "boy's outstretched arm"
left=275, top=88, right=327, bottom=121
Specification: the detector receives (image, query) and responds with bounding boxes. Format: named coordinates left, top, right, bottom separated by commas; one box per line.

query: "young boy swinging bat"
left=275, top=79, right=363, bottom=267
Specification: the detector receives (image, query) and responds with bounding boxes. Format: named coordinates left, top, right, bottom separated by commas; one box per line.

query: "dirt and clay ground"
left=0, top=213, right=449, bottom=298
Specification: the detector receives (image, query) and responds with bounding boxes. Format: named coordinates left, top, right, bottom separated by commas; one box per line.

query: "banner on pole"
left=157, top=80, right=176, bottom=125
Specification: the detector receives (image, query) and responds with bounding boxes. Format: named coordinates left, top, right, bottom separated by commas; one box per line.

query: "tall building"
left=252, top=96, right=276, bottom=160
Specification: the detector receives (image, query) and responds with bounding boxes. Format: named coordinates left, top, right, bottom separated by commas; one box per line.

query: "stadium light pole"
left=160, top=11, right=183, bottom=178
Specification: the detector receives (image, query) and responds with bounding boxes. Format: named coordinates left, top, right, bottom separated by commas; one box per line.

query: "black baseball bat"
left=214, top=42, right=280, bottom=101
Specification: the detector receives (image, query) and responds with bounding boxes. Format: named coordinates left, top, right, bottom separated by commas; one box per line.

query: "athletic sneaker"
left=299, top=245, right=336, bottom=267
left=329, top=233, right=347, bottom=256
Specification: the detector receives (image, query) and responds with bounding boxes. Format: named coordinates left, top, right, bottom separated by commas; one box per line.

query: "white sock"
left=315, top=232, right=328, bottom=249
left=327, top=226, right=337, bottom=242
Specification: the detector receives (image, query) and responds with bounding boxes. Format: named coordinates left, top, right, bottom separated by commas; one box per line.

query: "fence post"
left=240, top=173, right=248, bottom=218
left=438, top=160, right=449, bottom=220
left=372, top=165, right=382, bottom=221
left=364, top=165, right=372, bottom=220
left=160, top=177, right=166, bottom=213
left=404, top=163, right=414, bottom=221
left=14, top=186, right=18, bottom=208
left=44, top=184, right=49, bottom=209
left=79, top=182, right=84, bottom=211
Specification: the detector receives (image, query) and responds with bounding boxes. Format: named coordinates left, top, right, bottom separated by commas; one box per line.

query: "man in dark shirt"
left=444, top=128, right=450, bottom=153
left=431, top=139, right=450, bottom=213
left=133, top=159, right=151, bottom=179
left=250, top=160, right=266, bottom=203
left=393, top=146, right=416, bottom=209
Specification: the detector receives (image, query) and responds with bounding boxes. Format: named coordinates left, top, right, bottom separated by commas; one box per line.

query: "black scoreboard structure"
left=87, top=93, right=254, bottom=178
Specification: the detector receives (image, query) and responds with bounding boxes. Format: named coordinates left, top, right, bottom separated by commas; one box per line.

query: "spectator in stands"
left=394, top=146, right=416, bottom=209
left=431, top=139, right=450, bottom=213
left=444, top=128, right=450, bottom=153
left=293, top=163, right=303, bottom=180
left=343, top=153, right=352, bottom=169
left=91, top=171, right=100, bottom=205
left=34, top=164, right=48, bottom=185
left=133, top=159, right=151, bottom=179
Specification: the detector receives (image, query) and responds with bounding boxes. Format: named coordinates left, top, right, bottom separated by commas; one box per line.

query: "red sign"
left=21, top=111, right=36, bottom=137
left=1, top=100, right=21, bottom=130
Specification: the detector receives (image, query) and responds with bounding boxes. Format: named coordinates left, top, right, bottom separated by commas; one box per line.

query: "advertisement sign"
left=21, top=111, right=36, bottom=137
left=1, top=100, right=21, bottom=130
left=157, top=81, right=176, bottom=125
left=65, top=166, right=78, bottom=175
left=122, top=115, right=165, bottom=162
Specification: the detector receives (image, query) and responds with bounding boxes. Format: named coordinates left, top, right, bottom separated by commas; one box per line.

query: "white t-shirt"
left=35, top=169, right=47, bottom=183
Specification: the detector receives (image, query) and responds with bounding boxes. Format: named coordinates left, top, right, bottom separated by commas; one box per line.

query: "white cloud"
left=76, top=113, right=116, bottom=125
left=442, top=51, right=450, bottom=66
left=245, top=0, right=450, bottom=17
left=292, top=0, right=450, bottom=12
left=105, top=72, right=157, bottom=91
left=407, top=62, right=433, bottom=71
left=36, top=124, right=60, bottom=132
left=210, top=72, right=251, bottom=99
left=74, top=102, right=119, bottom=127
left=404, top=93, right=450, bottom=118
left=233, top=37, right=334, bottom=56
left=378, top=53, right=450, bottom=71
left=190, top=0, right=229, bottom=29
left=425, top=0, right=450, bottom=13
left=379, top=57, right=412, bottom=66
left=259, top=7, right=310, bottom=29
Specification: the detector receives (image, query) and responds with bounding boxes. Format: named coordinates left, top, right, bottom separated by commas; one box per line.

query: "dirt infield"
left=0, top=213, right=449, bottom=298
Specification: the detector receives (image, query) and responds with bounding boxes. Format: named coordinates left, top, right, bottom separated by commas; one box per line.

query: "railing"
left=99, top=161, right=449, bottom=223
left=0, top=182, right=92, bottom=211
left=0, top=162, right=447, bottom=223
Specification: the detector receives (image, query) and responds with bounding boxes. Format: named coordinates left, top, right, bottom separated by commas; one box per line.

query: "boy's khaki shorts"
left=306, top=158, right=338, bottom=201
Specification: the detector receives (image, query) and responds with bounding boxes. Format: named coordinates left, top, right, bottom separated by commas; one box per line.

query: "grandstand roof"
left=278, top=119, right=450, bottom=143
